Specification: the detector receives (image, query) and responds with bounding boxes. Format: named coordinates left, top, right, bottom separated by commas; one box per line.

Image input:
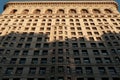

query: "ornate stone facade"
left=0, top=0, right=120, bottom=80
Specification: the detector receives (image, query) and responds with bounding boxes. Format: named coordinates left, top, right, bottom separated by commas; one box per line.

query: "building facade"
left=0, top=0, right=120, bottom=80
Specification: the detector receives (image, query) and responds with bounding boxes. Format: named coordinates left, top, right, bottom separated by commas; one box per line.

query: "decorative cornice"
left=6, top=1, right=118, bottom=8
left=4, top=1, right=118, bottom=11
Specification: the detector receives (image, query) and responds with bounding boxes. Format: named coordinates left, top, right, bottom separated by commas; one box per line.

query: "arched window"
left=56, top=19, right=60, bottom=22
left=104, top=9, right=112, bottom=13
left=57, top=9, right=64, bottom=14
left=69, top=9, right=77, bottom=14
left=34, top=9, right=40, bottom=14
left=10, top=9, right=17, bottom=14
left=69, top=19, right=73, bottom=22
left=22, top=9, right=29, bottom=14
left=45, top=9, right=52, bottom=14
left=93, top=9, right=101, bottom=14
left=81, top=9, right=89, bottom=14
left=62, top=19, right=65, bottom=22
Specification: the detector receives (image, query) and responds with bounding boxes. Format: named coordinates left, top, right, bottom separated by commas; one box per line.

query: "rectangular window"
left=19, top=58, right=26, bottom=64
left=15, top=68, right=23, bottom=75
left=41, top=58, right=47, bottom=64
left=74, top=58, right=81, bottom=64
left=95, top=58, right=102, bottom=63
left=98, top=67, right=106, bottom=75
left=34, top=50, right=39, bottom=55
left=83, top=58, right=90, bottom=63
left=35, top=43, right=41, bottom=48
left=75, top=67, right=82, bottom=74
left=39, top=67, right=46, bottom=75
left=31, top=58, right=38, bottom=64
left=10, top=58, right=17, bottom=64
left=5, top=68, right=13, bottom=75
left=85, top=67, right=93, bottom=75
left=29, top=68, right=36, bottom=74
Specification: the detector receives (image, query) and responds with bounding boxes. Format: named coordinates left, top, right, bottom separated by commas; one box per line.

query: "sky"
left=0, top=0, right=120, bottom=14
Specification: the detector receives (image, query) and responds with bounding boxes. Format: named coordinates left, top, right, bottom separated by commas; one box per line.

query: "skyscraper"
left=0, top=0, right=120, bottom=80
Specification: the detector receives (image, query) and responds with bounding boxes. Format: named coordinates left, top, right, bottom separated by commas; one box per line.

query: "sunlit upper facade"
left=0, top=0, right=120, bottom=80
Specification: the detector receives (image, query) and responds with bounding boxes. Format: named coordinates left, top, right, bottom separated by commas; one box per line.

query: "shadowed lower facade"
left=0, top=0, right=120, bottom=80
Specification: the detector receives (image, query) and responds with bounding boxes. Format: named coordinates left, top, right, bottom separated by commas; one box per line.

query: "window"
left=58, top=49, right=63, bottom=54
left=87, top=78, right=95, bottom=80
left=41, top=58, right=47, bottom=64
left=93, top=50, right=100, bottom=55
left=101, top=50, right=108, bottom=55
left=95, top=58, right=102, bottom=63
left=27, top=78, right=34, bottom=80
left=37, top=37, right=42, bottom=42
left=42, top=50, right=48, bottom=55
left=71, top=32, right=76, bottom=35
left=89, top=37, right=94, bottom=41
left=35, top=43, right=41, bottom=48
left=112, top=77, right=120, bottom=80
left=10, top=9, right=17, bottom=14
left=27, top=37, right=32, bottom=42
left=13, top=78, right=20, bottom=80
left=74, top=58, right=81, bottom=64
left=101, top=78, right=109, bottom=80
left=87, top=32, right=92, bottom=35
left=93, top=9, right=100, bottom=13
left=77, top=78, right=84, bottom=80
left=72, top=43, right=78, bottom=47
left=98, top=43, right=105, bottom=47
left=15, top=68, right=23, bottom=74
left=10, top=58, right=17, bottom=64
left=58, top=57, right=64, bottom=63
left=115, top=57, right=120, bottom=63
left=108, top=67, right=116, bottom=75
left=25, top=43, right=31, bottom=48
left=73, top=50, right=79, bottom=55
left=31, top=58, right=38, bottom=64
left=51, top=67, right=55, bottom=73
left=14, top=50, right=20, bottom=55
left=58, top=42, right=63, bottom=47
left=22, top=9, right=29, bottom=14
left=75, top=67, right=82, bottom=74
left=33, top=9, right=40, bottom=14
left=81, top=50, right=88, bottom=56
left=80, top=43, right=86, bottom=47
left=45, top=9, right=52, bottom=14
left=104, top=9, right=112, bottom=13
left=57, top=9, right=64, bottom=14
left=81, top=9, right=88, bottom=14
left=34, top=50, right=39, bottom=55
left=79, top=37, right=84, bottom=41
left=43, top=43, right=49, bottom=48
left=91, top=43, right=97, bottom=47
left=39, top=67, right=46, bottom=75
left=85, top=67, right=93, bottom=75
left=22, top=50, right=28, bottom=55
left=58, top=66, right=64, bottom=73
left=29, top=68, right=36, bottom=74
left=69, top=9, right=77, bottom=14
left=66, top=67, right=71, bottom=74
left=19, top=58, right=26, bottom=64
left=98, top=67, right=106, bottom=75
left=19, top=37, right=25, bottom=42
left=83, top=58, right=90, bottom=63
left=104, top=58, right=112, bottom=63
left=17, top=43, right=23, bottom=48
left=58, top=77, right=64, bottom=80
left=5, top=68, right=13, bottom=75
left=52, top=57, right=56, bottom=63
left=38, top=78, right=46, bottom=80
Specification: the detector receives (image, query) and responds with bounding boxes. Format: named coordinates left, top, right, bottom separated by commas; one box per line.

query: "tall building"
left=0, top=0, right=120, bottom=80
